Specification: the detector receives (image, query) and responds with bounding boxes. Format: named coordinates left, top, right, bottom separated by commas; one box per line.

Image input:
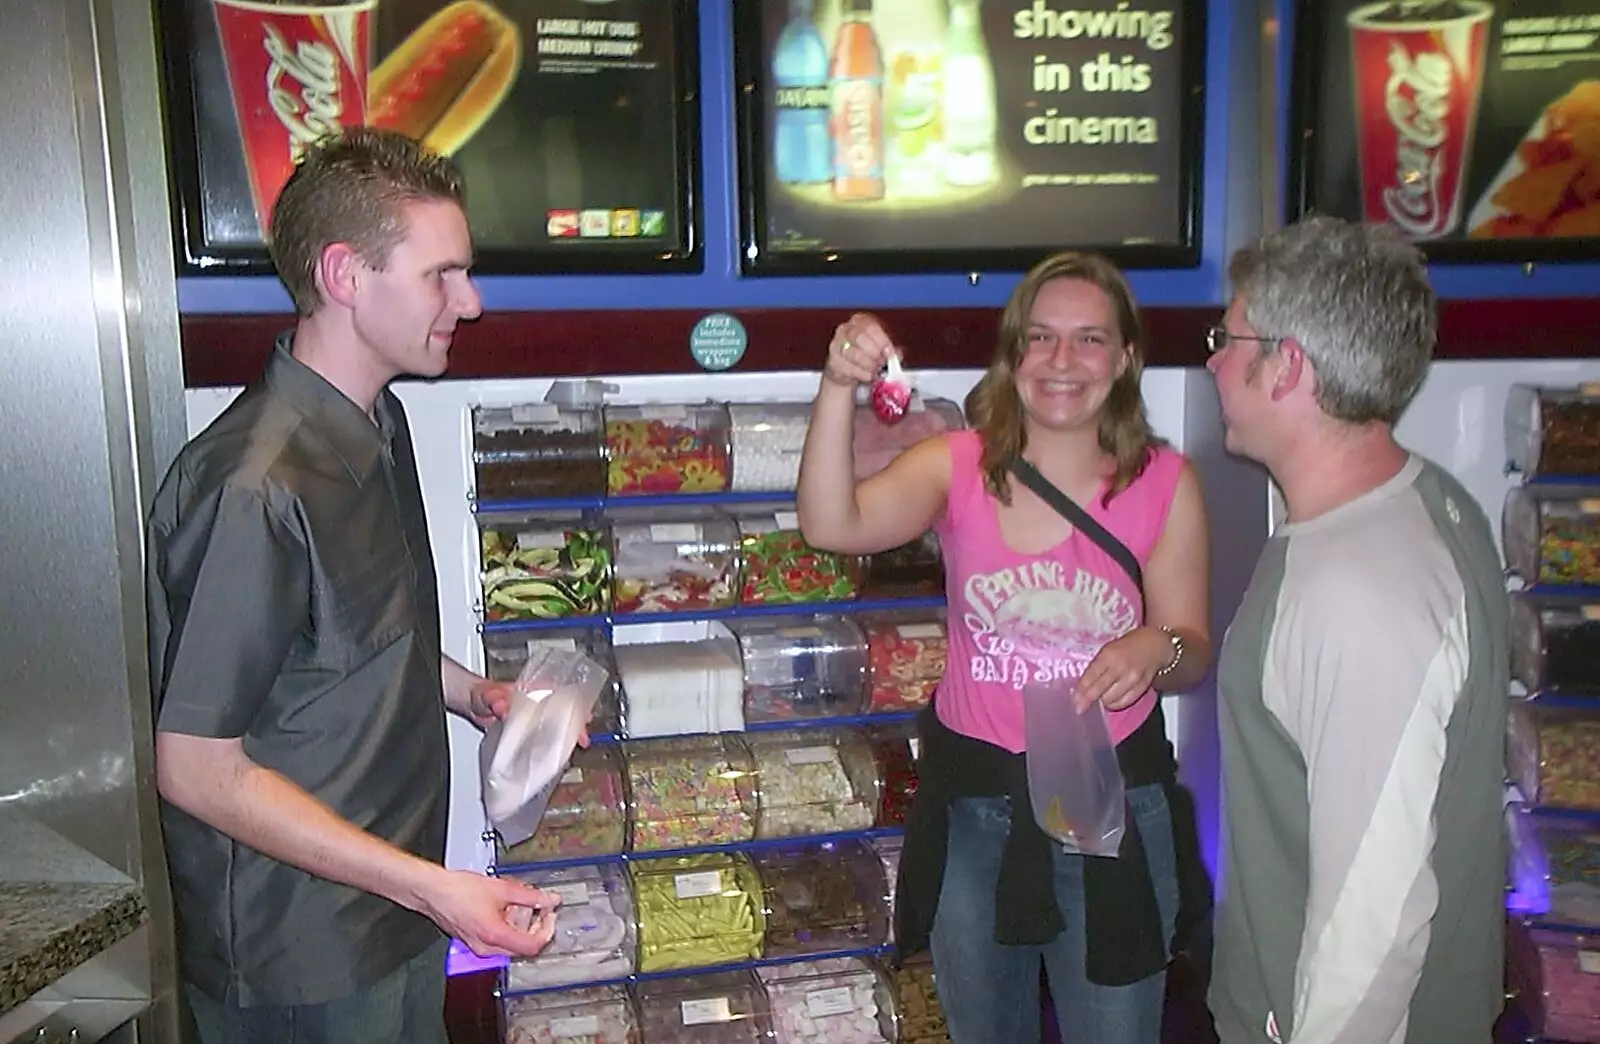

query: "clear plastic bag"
left=480, top=645, right=611, bottom=848
left=1021, top=677, right=1125, bottom=856
left=998, top=619, right=1126, bottom=857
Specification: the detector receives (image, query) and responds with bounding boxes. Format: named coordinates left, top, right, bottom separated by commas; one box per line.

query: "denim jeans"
left=185, top=937, right=450, bottom=1044
left=929, top=784, right=1179, bottom=1044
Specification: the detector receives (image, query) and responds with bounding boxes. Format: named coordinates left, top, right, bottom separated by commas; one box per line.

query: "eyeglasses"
left=1206, top=324, right=1282, bottom=355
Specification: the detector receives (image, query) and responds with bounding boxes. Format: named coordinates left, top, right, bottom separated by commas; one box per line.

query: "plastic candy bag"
left=997, top=614, right=1126, bottom=857
left=480, top=644, right=610, bottom=847
left=870, top=352, right=914, bottom=424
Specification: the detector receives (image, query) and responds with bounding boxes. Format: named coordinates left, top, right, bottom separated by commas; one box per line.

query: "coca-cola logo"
left=1380, top=44, right=1453, bottom=237
left=263, top=26, right=345, bottom=158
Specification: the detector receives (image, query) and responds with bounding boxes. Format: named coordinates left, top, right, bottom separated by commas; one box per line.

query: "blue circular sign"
left=689, top=313, right=748, bottom=372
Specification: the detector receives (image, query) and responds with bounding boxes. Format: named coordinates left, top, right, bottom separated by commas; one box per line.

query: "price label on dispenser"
left=805, top=986, right=857, bottom=1018
left=681, top=996, right=733, bottom=1025
left=673, top=870, right=723, bottom=899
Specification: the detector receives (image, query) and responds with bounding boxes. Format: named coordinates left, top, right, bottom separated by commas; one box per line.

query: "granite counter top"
left=0, top=813, right=148, bottom=1017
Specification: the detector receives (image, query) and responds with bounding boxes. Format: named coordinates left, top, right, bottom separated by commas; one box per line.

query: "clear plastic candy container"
left=853, top=397, right=964, bottom=481
left=757, top=956, right=899, bottom=1044
left=731, top=616, right=869, bottom=724
left=866, top=722, right=920, bottom=828
left=1504, top=486, right=1600, bottom=587
left=1509, top=802, right=1600, bottom=929
left=747, top=727, right=881, bottom=839
left=728, top=402, right=812, bottom=493
left=503, top=985, right=640, bottom=1044
left=624, top=736, right=759, bottom=851
left=859, top=610, right=947, bottom=713
left=628, top=855, right=767, bottom=975
left=1512, top=594, right=1600, bottom=696
left=497, top=744, right=628, bottom=865
left=1507, top=919, right=1600, bottom=1044
left=634, top=970, right=774, bottom=1044
left=870, top=835, right=904, bottom=942
left=484, top=628, right=622, bottom=736
left=471, top=403, right=606, bottom=502
left=1505, top=383, right=1600, bottom=479
left=752, top=838, right=889, bottom=958
left=604, top=404, right=732, bottom=496
left=610, top=510, right=740, bottom=615
left=735, top=507, right=859, bottom=605
left=479, top=513, right=612, bottom=621
left=504, top=863, right=637, bottom=991
left=615, top=634, right=746, bottom=739
left=891, top=956, right=951, bottom=1044
left=859, top=532, right=944, bottom=599
left=1511, top=701, right=1600, bottom=811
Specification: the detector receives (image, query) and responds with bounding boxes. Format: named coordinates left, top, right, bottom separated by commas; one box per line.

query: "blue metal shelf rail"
left=496, top=943, right=898, bottom=1001
left=493, top=824, right=906, bottom=877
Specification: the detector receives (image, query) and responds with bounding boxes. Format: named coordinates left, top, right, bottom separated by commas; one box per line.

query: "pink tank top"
left=933, top=430, right=1185, bottom=753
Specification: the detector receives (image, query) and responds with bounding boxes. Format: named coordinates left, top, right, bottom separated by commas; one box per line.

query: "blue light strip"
left=481, top=595, right=947, bottom=634
left=493, top=824, right=905, bottom=877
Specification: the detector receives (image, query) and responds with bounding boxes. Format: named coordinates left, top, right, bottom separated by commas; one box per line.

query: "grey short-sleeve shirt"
left=146, top=341, right=448, bottom=1007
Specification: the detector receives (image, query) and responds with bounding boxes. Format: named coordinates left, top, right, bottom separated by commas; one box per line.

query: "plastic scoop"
left=871, top=351, right=914, bottom=424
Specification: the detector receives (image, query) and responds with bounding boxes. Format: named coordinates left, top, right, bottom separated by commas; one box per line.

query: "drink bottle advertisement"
left=737, top=0, right=1206, bottom=274
left=1292, top=0, right=1600, bottom=261
left=159, top=0, right=701, bottom=274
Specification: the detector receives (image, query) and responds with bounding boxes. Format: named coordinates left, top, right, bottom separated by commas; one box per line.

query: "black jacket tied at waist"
left=893, top=699, right=1211, bottom=987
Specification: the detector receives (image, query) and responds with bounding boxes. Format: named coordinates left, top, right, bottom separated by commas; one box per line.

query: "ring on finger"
left=840, top=340, right=854, bottom=357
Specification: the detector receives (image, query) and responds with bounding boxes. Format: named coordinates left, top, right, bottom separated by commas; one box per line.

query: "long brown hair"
left=963, top=252, right=1161, bottom=506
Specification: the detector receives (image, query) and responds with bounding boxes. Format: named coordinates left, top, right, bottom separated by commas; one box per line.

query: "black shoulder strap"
left=1005, top=455, right=1143, bottom=594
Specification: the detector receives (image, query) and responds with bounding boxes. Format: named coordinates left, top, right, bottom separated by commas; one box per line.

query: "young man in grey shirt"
left=147, top=128, right=560, bottom=1044
left=1204, top=217, right=1509, bottom=1044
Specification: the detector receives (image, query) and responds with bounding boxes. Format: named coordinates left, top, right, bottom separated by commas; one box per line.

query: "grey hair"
left=1227, top=215, right=1436, bottom=425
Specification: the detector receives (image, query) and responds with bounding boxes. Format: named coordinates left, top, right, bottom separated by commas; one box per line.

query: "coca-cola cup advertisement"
left=158, top=0, right=702, bottom=274
left=1291, top=0, right=1600, bottom=262
left=1347, top=1, right=1493, bottom=240
left=212, top=0, right=377, bottom=239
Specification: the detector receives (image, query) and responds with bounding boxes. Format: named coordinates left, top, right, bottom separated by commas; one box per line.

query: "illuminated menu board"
left=1291, top=0, right=1600, bottom=262
left=159, top=0, right=701, bottom=274
left=734, top=0, right=1206, bottom=275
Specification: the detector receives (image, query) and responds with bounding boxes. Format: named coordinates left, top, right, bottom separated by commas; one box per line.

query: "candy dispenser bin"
left=505, top=863, right=637, bottom=991
left=752, top=838, right=889, bottom=958
left=497, top=744, right=628, bottom=865
left=853, top=397, right=965, bottom=481
left=471, top=403, right=606, bottom=501
left=634, top=970, right=774, bottom=1044
left=604, top=404, right=732, bottom=496
left=733, top=506, right=859, bottom=606
left=859, top=610, right=947, bottom=713
left=503, top=985, right=640, bottom=1044
left=1505, top=384, right=1600, bottom=479
left=1509, top=802, right=1600, bottom=929
left=756, top=956, right=899, bottom=1044
left=616, top=634, right=746, bottom=738
left=628, top=854, right=767, bottom=974
left=858, top=532, right=944, bottom=599
left=869, top=835, right=903, bottom=942
left=891, top=956, right=951, bottom=1044
left=747, top=727, right=880, bottom=840
left=1512, top=593, right=1600, bottom=696
left=727, top=402, right=811, bottom=493
left=1510, top=701, right=1600, bottom=812
left=1504, top=486, right=1600, bottom=587
left=1507, top=919, right=1600, bottom=1043
left=730, top=615, right=868, bottom=724
left=865, top=722, right=920, bottom=828
left=483, top=627, right=622, bottom=736
left=610, top=509, right=740, bottom=615
left=624, top=735, right=759, bottom=852
left=479, top=512, right=612, bottom=621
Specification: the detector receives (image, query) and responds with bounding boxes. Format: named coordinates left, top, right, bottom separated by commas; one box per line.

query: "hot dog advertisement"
left=160, top=0, right=697, bottom=272
left=1292, top=0, right=1600, bottom=261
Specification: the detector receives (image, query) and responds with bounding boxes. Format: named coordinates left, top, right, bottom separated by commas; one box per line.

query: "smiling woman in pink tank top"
left=796, top=253, right=1213, bottom=1044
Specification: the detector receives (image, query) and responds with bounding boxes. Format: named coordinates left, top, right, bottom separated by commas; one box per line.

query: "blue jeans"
left=930, top=784, right=1179, bottom=1044
left=185, top=938, right=449, bottom=1044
